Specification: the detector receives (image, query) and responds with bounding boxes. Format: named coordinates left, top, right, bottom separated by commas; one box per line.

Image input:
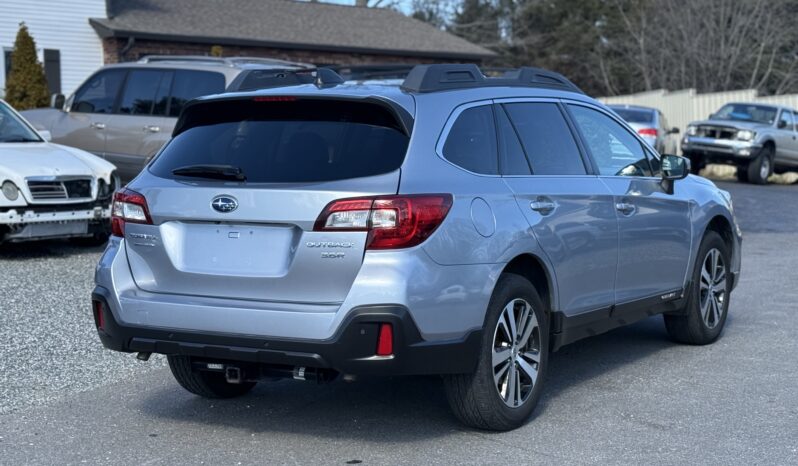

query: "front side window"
left=568, top=104, right=653, bottom=177
left=71, top=69, right=126, bottom=114
left=778, top=110, right=794, bottom=131
left=169, top=70, right=225, bottom=117
left=441, top=105, right=498, bottom=175
left=119, top=70, right=168, bottom=115
left=503, top=102, right=586, bottom=175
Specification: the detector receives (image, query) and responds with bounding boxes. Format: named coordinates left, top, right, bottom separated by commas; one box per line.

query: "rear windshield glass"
left=149, top=99, right=410, bottom=183
left=610, top=108, right=654, bottom=124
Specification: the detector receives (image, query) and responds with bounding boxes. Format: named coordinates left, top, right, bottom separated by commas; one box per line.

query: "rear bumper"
left=92, top=287, right=481, bottom=376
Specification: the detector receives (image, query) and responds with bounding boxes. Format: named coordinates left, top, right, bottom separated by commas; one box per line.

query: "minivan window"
left=568, top=104, right=653, bottom=177
left=503, top=103, right=586, bottom=175
left=71, top=69, right=126, bottom=114
left=119, top=70, right=168, bottom=115
left=442, top=105, right=498, bottom=175
left=169, top=70, right=225, bottom=117
left=150, top=99, right=409, bottom=183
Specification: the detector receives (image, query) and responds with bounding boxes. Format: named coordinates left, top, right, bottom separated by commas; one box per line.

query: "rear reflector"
left=376, top=323, right=393, bottom=356
left=92, top=300, right=105, bottom=330
left=637, top=128, right=658, bottom=137
left=111, top=188, right=152, bottom=237
left=314, top=194, right=453, bottom=250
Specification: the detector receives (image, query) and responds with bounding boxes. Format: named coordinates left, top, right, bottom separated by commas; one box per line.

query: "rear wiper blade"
left=172, top=164, right=246, bottom=181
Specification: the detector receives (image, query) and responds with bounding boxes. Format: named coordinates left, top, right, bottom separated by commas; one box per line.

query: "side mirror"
left=708, top=113, right=715, bottom=119
left=38, top=129, right=52, bottom=142
left=50, top=93, right=65, bottom=110
left=669, top=127, right=680, bottom=134
left=661, top=154, right=690, bottom=194
left=778, top=119, right=788, bottom=129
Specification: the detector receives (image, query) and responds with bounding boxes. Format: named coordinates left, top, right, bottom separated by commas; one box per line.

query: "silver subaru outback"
left=92, top=64, right=742, bottom=431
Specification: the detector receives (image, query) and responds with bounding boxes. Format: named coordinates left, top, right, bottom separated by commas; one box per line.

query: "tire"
left=746, top=146, right=773, bottom=185
left=167, top=355, right=257, bottom=398
left=686, top=152, right=704, bottom=175
left=443, top=273, right=549, bottom=431
left=735, top=166, right=749, bottom=183
left=664, top=231, right=731, bottom=345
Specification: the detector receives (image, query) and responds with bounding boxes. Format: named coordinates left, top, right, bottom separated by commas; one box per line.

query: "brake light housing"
left=111, top=188, right=152, bottom=237
left=314, top=194, right=453, bottom=250
left=637, top=128, right=658, bottom=137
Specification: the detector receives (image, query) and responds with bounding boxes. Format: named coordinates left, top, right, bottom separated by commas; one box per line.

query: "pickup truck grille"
left=696, top=125, right=737, bottom=140
left=27, top=179, right=92, bottom=200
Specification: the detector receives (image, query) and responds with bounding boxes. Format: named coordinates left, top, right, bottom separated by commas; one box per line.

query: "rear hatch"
left=123, top=96, right=411, bottom=304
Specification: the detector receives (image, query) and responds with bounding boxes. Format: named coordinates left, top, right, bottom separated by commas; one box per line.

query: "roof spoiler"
left=400, top=64, right=584, bottom=94
left=227, top=68, right=345, bottom=92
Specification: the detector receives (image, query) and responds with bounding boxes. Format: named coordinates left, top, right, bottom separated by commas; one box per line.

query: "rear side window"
left=442, top=105, right=498, bottom=175
left=149, top=99, right=409, bottom=183
left=71, top=69, right=126, bottom=114
left=169, top=70, right=225, bottom=117
left=118, top=70, right=168, bottom=115
left=503, top=103, right=586, bottom=175
left=496, top=106, right=531, bottom=175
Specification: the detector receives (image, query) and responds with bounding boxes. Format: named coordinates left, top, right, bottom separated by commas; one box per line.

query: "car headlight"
left=1, top=181, right=19, bottom=201
left=737, top=130, right=755, bottom=141
left=686, top=125, right=697, bottom=136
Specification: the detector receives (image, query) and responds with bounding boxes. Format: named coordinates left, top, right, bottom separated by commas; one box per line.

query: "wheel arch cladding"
left=501, top=254, right=554, bottom=316
left=705, top=215, right=734, bottom=252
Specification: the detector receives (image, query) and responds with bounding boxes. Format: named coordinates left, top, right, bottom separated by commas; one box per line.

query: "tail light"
left=637, top=128, right=658, bottom=137
left=314, top=194, right=453, bottom=250
left=92, top=300, right=105, bottom=330
left=111, top=188, right=152, bottom=237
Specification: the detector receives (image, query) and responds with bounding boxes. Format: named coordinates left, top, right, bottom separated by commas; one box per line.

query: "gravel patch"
left=0, top=240, right=164, bottom=414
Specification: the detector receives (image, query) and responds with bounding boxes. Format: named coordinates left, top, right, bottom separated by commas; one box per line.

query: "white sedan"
left=0, top=100, right=118, bottom=245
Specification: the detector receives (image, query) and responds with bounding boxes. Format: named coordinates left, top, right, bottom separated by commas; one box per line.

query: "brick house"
left=0, top=0, right=493, bottom=97
left=92, top=0, right=494, bottom=66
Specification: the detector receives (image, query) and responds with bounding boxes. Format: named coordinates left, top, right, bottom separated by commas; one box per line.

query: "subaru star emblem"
left=211, top=195, right=238, bottom=213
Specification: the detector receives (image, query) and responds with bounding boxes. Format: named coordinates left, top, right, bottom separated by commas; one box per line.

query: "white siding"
left=600, top=88, right=798, bottom=141
left=0, top=0, right=106, bottom=98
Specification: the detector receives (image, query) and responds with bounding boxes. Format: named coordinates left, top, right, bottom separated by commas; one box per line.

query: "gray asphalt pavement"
left=1, top=179, right=797, bottom=465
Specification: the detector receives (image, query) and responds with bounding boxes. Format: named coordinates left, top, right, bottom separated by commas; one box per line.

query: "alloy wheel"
left=699, top=248, right=727, bottom=329
left=760, top=157, right=771, bottom=181
left=492, top=298, right=540, bottom=408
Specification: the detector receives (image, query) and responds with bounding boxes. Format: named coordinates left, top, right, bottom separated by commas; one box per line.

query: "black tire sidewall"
left=475, top=274, right=549, bottom=427
left=686, top=231, right=731, bottom=341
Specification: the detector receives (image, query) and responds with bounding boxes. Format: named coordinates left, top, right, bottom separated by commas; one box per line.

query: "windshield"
left=0, top=102, right=42, bottom=142
left=150, top=99, right=410, bottom=183
left=713, top=104, right=778, bottom=125
left=610, top=107, right=654, bottom=124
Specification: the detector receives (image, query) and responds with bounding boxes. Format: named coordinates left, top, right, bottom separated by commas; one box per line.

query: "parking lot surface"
left=1, top=180, right=797, bottom=464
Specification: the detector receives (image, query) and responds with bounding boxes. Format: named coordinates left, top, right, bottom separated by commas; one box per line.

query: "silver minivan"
left=92, top=64, right=742, bottom=431
left=22, top=56, right=308, bottom=181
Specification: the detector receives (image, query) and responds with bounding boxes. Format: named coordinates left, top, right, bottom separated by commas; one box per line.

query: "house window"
left=3, top=49, right=11, bottom=79
left=43, top=49, right=61, bottom=94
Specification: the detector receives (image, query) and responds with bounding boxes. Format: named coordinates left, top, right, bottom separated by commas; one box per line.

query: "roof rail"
left=137, top=55, right=311, bottom=68
left=400, top=64, right=584, bottom=94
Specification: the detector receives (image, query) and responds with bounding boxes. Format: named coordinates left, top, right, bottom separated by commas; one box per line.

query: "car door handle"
left=143, top=125, right=161, bottom=133
left=615, top=202, right=636, bottom=215
left=90, top=122, right=105, bottom=130
left=530, top=198, right=556, bottom=215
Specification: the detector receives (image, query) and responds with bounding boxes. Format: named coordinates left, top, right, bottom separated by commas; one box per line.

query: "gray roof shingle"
left=91, top=0, right=495, bottom=59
